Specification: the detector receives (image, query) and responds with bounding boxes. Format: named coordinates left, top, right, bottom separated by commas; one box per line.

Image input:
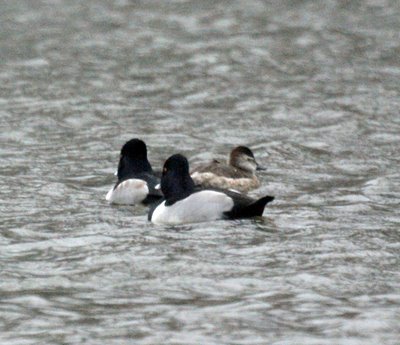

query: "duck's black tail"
left=225, top=195, right=274, bottom=219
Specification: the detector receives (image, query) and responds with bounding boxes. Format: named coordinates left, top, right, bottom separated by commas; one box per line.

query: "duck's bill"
left=256, top=164, right=266, bottom=171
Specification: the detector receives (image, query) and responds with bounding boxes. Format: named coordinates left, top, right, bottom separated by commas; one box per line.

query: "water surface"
left=1, top=1, right=400, bottom=344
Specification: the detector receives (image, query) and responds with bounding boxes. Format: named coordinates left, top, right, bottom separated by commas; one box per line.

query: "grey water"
left=1, top=0, right=400, bottom=344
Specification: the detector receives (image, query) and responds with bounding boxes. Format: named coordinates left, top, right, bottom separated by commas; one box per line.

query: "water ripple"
left=1, top=0, right=400, bottom=344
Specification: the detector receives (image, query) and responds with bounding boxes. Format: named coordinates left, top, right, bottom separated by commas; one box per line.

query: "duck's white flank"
left=151, top=190, right=234, bottom=225
left=106, top=179, right=149, bottom=205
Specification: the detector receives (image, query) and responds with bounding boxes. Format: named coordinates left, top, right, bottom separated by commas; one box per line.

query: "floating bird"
left=106, top=138, right=162, bottom=205
left=149, top=154, right=274, bottom=225
left=191, top=146, right=265, bottom=193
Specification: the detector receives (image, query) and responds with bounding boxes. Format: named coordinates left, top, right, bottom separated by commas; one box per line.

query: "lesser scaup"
left=106, top=138, right=162, bottom=205
left=149, top=154, right=274, bottom=225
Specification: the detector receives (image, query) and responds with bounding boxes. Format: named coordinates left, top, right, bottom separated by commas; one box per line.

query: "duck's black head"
left=117, top=138, right=153, bottom=180
left=161, top=154, right=195, bottom=203
left=121, top=138, right=148, bottom=159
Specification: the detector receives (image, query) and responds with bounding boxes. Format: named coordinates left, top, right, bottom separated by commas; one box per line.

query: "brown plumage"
left=190, top=146, right=265, bottom=193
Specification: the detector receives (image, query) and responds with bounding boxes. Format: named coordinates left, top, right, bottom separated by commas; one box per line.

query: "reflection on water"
left=1, top=1, right=400, bottom=344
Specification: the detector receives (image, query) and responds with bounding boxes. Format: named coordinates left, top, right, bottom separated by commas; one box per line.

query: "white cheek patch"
left=106, top=179, right=149, bottom=205
left=151, top=191, right=234, bottom=225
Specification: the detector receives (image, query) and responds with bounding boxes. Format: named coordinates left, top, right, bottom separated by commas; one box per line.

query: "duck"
left=190, top=146, right=266, bottom=193
left=148, top=154, right=274, bottom=225
left=106, top=138, right=162, bottom=205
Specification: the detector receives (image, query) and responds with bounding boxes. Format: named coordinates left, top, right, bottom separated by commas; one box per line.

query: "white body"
left=151, top=190, right=234, bottom=225
left=106, top=179, right=149, bottom=205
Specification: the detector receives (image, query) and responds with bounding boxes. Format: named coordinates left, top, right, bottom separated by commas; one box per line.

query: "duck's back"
left=191, top=160, right=259, bottom=192
left=191, top=159, right=250, bottom=178
left=221, top=189, right=274, bottom=218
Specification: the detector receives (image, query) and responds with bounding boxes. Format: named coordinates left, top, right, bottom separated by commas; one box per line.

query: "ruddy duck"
left=106, top=138, right=162, bottom=205
left=148, top=154, right=274, bottom=225
left=190, top=146, right=265, bottom=193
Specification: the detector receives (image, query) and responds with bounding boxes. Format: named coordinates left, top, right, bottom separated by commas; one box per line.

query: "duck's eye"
left=163, top=167, right=167, bottom=174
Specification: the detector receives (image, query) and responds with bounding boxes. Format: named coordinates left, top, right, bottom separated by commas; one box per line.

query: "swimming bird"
left=148, top=154, right=274, bottom=225
left=190, top=146, right=266, bottom=193
left=106, top=138, right=162, bottom=205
